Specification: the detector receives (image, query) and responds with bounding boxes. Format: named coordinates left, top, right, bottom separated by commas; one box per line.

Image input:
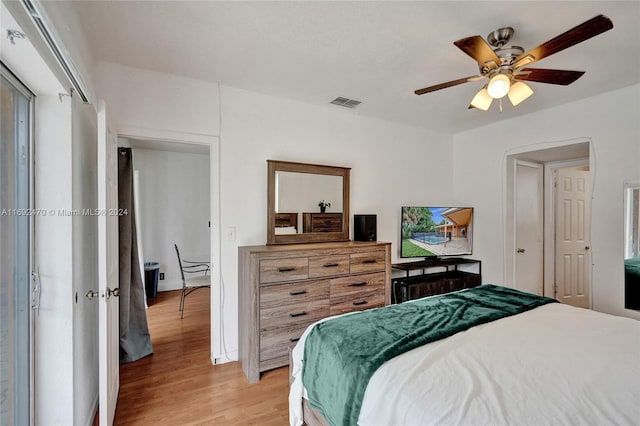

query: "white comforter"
left=290, top=303, right=640, bottom=425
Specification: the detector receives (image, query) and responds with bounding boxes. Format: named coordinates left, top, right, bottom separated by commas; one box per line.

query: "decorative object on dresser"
left=391, top=258, right=481, bottom=303
left=302, top=212, right=343, bottom=233
left=354, top=214, right=377, bottom=242
left=238, top=241, right=391, bottom=383
left=317, top=200, right=331, bottom=213
left=267, top=160, right=350, bottom=245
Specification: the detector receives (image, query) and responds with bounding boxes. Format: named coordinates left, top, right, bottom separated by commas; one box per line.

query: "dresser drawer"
left=260, top=299, right=329, bottom=331
left=260, top=257, right=308, bottom=283
left=330, top=289, right=384, bottom=316
left=260, top=321, right=317, bottom=367
left=330, top=272, right=385, bottom=315
left=350, top=251, right=386, bottom=274
left=309, top=255, right=350, bottom=278
left=260, top=279, right=329, bottom=308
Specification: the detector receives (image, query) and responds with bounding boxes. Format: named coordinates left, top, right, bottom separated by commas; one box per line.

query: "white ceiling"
left=70, top=1, right=640, bottom=134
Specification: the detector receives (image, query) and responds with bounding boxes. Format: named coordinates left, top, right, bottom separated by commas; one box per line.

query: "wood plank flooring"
left=115, top=289, right=289, bottom=425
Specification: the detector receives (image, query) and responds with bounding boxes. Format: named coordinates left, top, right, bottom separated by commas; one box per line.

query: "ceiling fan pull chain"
left=499, top=97, right=503, bottom=113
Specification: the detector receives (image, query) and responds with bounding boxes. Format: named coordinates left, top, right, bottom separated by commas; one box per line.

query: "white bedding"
left=290, top=302, right=640, bottom=425
left=275, top=226, right=297, bottom=235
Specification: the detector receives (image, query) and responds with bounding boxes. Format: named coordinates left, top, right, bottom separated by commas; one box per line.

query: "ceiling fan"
left=414, top=15, right=613, bottom=111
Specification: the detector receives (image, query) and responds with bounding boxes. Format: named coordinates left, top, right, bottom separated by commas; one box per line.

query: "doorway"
left=505, top=140, right=592, bottom=307
left=122, top=138, right=211, bottom=298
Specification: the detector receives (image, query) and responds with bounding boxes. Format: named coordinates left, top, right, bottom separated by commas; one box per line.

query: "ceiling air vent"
left=330, top=97, right=362, bottom=109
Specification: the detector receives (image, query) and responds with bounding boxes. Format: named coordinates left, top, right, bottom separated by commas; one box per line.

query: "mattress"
left=290, top=301, right=640, bottom=425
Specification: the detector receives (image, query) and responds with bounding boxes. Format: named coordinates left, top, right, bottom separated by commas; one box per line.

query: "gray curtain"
left=118, top=148, right=153, bottom=363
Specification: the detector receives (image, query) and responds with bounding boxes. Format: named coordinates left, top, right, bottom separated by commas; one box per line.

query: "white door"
left=98, top=101, right=120, bottom=425
left=514, top=161, right=544, bottom=295
left=555, top=168, right=591, bottom=308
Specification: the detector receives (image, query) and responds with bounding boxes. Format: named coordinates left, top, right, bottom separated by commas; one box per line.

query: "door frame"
left=504, top=139, right=593, bottom=298
left=543, top=158, right=591, bottom=302
left=116, top=126, right=222, bottom=363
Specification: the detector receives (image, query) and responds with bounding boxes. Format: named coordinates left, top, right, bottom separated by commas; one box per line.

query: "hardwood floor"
left=115, top=289, right=289, bottom=425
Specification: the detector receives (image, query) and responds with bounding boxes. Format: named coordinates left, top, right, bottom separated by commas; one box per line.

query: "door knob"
left=585, top=246, right=590, bottom=250
left=517, top=248, right=526, bottom=254
left=104, top=287, right=120, bottom=298
left=86, top=290, right=99, bottom=300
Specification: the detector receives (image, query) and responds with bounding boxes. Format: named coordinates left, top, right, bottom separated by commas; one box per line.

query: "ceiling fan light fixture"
left=508, top=81, right=534, bottom=106
left=487, top=74, right=511, bottom=99
left=470, top=88, right=493, bottom=111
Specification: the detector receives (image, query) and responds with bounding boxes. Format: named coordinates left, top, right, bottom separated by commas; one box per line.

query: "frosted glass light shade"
left=470, top=88, right=493, bottom=111
left=487, top=74, right=511, bottom=99
left=508, top=81, right=534, bottom=106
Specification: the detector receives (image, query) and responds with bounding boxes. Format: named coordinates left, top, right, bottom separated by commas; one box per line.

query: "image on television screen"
left=400, top=206, right=473, bottom=258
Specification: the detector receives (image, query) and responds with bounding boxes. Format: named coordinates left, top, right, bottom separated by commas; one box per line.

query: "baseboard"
left=213, top=349, right=237, bottom=365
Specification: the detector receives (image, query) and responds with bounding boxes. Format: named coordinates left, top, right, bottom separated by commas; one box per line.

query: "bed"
left=289, top=285, right=640, bottom=426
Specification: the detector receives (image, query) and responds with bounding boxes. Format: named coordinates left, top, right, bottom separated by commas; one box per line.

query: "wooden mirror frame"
left=267, top=160, right=350, bottom=245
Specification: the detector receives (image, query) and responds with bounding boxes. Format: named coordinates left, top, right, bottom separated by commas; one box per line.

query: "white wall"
left=219, top=85, right=453, bottom=358
left=38, top=0, right=96, bottom=103
left=95, top=61, right=220, bottom=137
left=133, top=148, right=211, bottom=292
left=453, top=84, right=640, bottom=320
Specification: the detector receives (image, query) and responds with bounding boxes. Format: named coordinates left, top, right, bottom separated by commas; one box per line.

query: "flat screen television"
left=400, top=206, right=474, bottom=258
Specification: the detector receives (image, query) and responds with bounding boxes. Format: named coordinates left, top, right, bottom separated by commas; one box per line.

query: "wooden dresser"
left=302, top=212, right=343, bottom=233
left=238, top=241, right=391, bottom=383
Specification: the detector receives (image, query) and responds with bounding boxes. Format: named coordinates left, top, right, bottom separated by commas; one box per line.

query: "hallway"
left=115, top=289, right=289, bottom=425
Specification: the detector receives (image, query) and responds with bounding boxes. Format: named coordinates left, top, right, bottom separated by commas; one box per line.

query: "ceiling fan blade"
left=414, top=75, right=484, bottom=95
left=454, top=36, right=501, bottom=69
left=515, top=68, right=585, bottom=85
left=513, top=14, right=613, bottom=68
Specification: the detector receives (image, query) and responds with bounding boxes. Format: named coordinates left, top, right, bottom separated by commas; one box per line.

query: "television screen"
left=400, top=206, right=473, bottom=258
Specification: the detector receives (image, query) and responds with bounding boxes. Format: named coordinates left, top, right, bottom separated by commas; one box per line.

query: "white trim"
left=116, top=127, right=223, bottom=363
left=504, top=138, right=594, bottom=300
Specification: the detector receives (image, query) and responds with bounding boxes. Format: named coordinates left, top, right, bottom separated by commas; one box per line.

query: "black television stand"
left=391, top=258, right=481, bottom=303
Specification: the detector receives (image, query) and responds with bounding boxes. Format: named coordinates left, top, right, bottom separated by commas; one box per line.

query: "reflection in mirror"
left=275, top=171, right=343, bottom=234
left=624, top=181, right=640, bottom=310
left=267, top=160, right=350, bottom=245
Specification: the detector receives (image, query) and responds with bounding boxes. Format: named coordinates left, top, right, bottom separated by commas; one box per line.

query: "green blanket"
left=625, top=257, right=640, bottom=279
left=302, top=284, right=557, bottom=426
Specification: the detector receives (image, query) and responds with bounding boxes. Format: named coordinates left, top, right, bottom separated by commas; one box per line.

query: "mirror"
left=267, top=160, right=350, bottom=244
left=624, top=181, right=640, bottom=310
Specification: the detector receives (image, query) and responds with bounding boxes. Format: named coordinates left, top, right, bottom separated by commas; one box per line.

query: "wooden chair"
left=174, top=243, right=211, bottom=319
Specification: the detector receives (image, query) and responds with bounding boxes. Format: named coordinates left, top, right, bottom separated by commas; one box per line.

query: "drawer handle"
left=289, top=290, right=307, bottom=296
left=289, top=337, right=301, bottom=342
left=362, top=259, right=377, bottom=264
left=278, top=267, right=296, bottom=272
left=349, top=281, right=367, bottom=287
left=289, top=311, right=307, bottom=318
left=353, top=300, right=368, bottom=306
left=323, top=263, right=339, bottom=268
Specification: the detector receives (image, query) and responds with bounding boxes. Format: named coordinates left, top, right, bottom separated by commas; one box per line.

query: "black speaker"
left=354, top=214, right=377, bottom=241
